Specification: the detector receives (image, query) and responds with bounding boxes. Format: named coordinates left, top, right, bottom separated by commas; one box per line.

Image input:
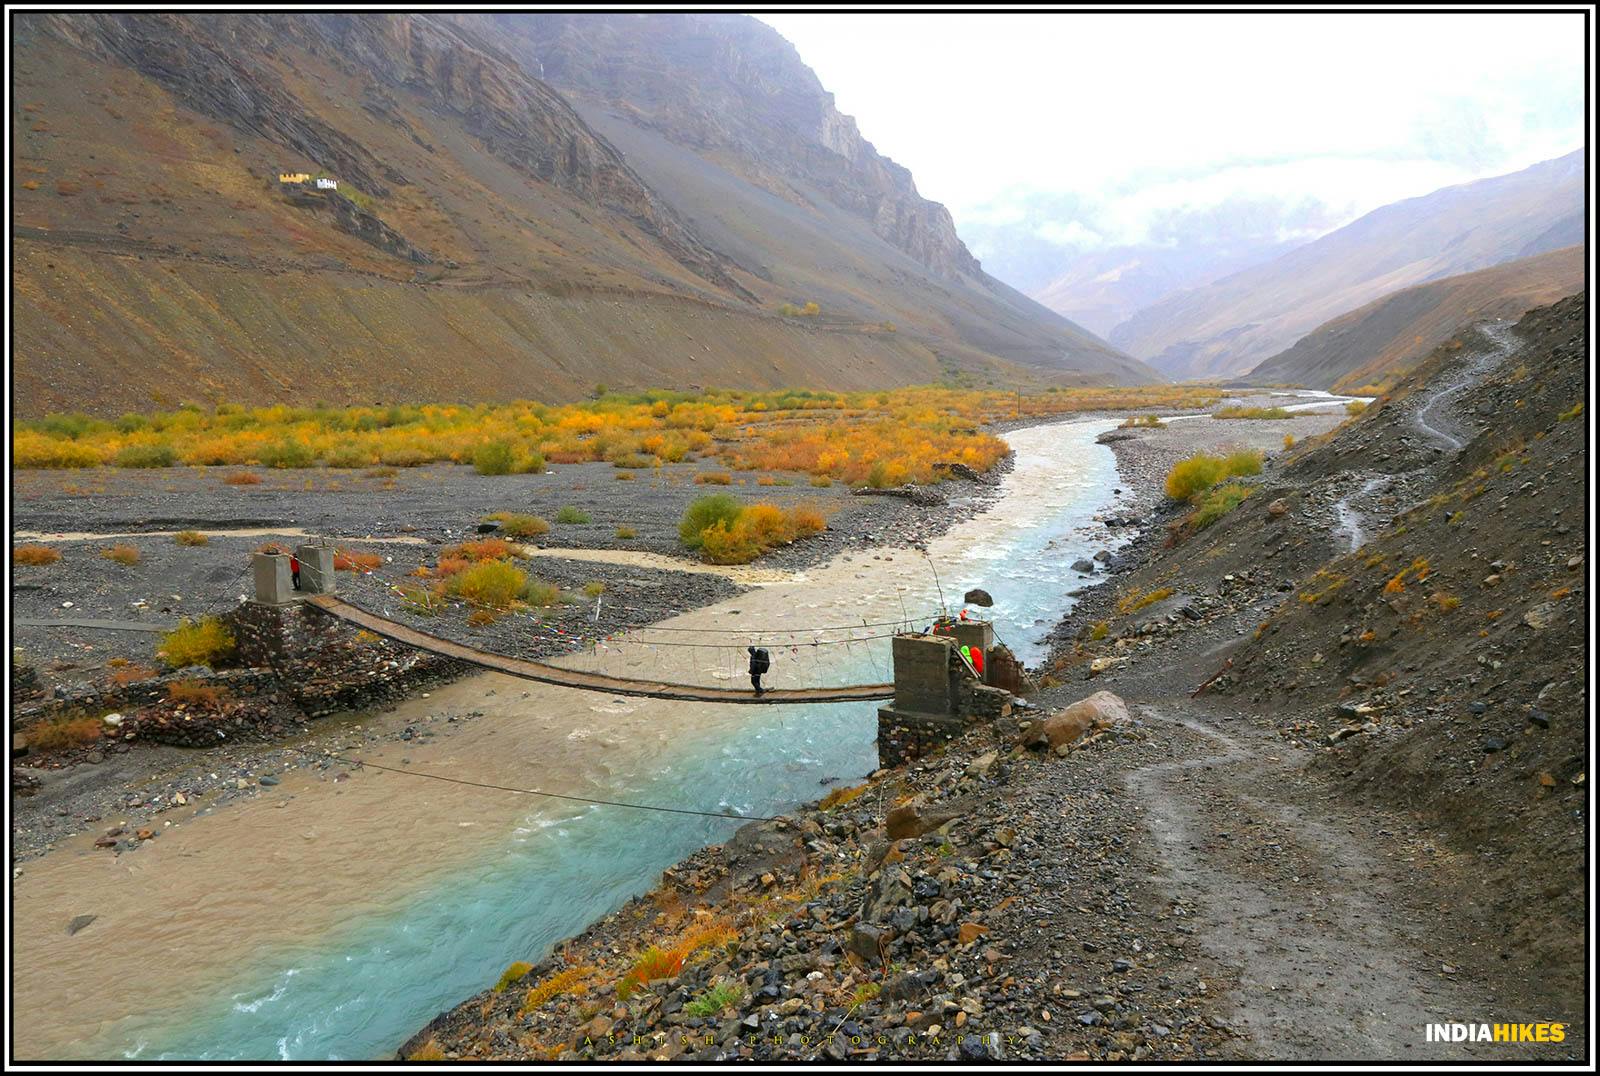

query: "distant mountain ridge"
left=1245, top=245, right=1585, bottom=392
left=1107, top=151, right=1586, bottom=379
left=1029, top=234, right=1310, bottom=337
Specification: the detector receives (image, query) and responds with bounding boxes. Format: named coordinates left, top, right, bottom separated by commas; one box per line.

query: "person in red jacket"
left=290, top=554, right=301, bottom=591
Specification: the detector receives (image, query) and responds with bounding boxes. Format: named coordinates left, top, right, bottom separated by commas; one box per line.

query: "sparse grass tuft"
left=1212, top=406, right=1290, bottom=420
left=24, top=714, right=104, bottom=753
left=1187, top=482, right=1253, bottom=531
left=334, top=549, right=382, bottom=572
left=167, top=679, right=229, bottom=708
left=493, top=961, right=534, bottom=993
left=521, top=578, right=563, bottom=607
left=582, top=581, right=606, bottom=599
left=695, top=471, right=733, bottom=485
left=614, top=526, right=637, bottom=540
left=1116, top=586, right=1174, bottom=615
left=555, top=506, right=591, bottom=525
left=520, top=966, right=593, bottom=1016
left=485, top=513, right=549, bottom=539
left=1345, top=399, right=1368, bottom=416
left=684, top=979, right=744, bottom=1018
left=819, top=783, right=868, bottom=810
left=14, top=544, right=61, bottom=566
left=223, top=471, right=262, bottom=485
left=174, top=530, right=209, bottom=546
left=445, top=538, right=519, bottom=562
left=101, top=543, right=141, bottom=566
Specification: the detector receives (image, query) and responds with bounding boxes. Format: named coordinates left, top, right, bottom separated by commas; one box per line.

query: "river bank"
left=398, top=327, right=1584, bottom=1063
left=11, top=411, right=1125, bottom=1061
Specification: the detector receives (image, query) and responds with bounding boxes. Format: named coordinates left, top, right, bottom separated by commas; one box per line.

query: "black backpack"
left=750, top=647, right=770, bottom=674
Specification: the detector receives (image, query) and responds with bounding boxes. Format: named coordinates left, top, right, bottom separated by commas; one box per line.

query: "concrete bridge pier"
left=876, top=619, right=1015, bottom=766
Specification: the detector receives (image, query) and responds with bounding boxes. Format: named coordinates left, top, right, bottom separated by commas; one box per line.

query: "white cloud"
left=760, top=12, right=1586, bottom=251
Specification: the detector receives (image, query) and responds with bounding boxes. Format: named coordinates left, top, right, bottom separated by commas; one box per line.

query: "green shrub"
left=1212, top=406, right=1290, bottom=420
left=493, top=962, right=534, bottom=993
left=1163, top=455, right=1225, bottom=501
left=684, top=979, right=744, bottom=1018
left=679, top=494, right=742, bottom=550
left=521, top=578, right=563, bottom=606
left=473, top=440, right=516, bottom=476
left=113, top=443, right=177, bottom=468
left=159, top=616, right=237, bottom=668
left=258, top=439, right=315, bottom=469
left=485, top=512, right=550, bottom=539
left=555, top=506, right=591, bottom=525
left=1189, top=482, right=1253, bottom=531
left=1164, top=450, right=1261, bottom=502
left=324, top=441, right=376, bottom=469
left=1345, top=399, right=1368, bottom=416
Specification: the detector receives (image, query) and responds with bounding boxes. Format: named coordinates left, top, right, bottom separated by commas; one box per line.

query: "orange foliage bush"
left=14, top=544, right=61, bottom=566
left=16, top=387, right=1224, bottom=486
left=334, top=548, right=382, bottom=572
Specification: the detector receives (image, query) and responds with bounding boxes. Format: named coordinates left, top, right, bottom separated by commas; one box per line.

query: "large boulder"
left=885, top=800, right=957, bottom=840
left=1021, top=691, right=1131, bottom=751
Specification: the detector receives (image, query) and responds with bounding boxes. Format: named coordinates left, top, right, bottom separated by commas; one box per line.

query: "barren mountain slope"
left=13, top=13, right=1145, bottom=418
left=1110, top=151, right=1585, bottom=379
left=1246, top=245, right=1585, bottom=391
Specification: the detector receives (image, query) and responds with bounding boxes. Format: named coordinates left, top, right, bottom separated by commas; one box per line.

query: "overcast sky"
left=760, top=12, right=1586, bottom=276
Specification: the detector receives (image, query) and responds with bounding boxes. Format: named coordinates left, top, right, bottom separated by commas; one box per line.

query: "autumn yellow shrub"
left=449, top=559, right=526, bottom=609
left=158, top=616, right=237, bottom=668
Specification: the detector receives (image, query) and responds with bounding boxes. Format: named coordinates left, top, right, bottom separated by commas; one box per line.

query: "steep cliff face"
left=466, top=13, right=983, bottom=280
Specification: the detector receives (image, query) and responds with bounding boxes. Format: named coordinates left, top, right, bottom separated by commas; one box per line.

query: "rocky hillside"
left=1055, top=294, right=1588, bottom=1005
left=447, top=13, right=1149, bottom=383
left=13, top=13, right=1150, bottom=418
left=1246, top=246, right=1584, bottom=392
left=1110, top=151, right=1585, bottom=379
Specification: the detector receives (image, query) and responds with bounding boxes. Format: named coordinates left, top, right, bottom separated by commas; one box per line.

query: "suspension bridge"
left=305, top=594, right=896, bottom=704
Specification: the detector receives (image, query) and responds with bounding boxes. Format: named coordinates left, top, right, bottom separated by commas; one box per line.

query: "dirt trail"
left=1123, top=703, right=1514, bottom=1060
left=1412, top=322, right=1518, bottom=449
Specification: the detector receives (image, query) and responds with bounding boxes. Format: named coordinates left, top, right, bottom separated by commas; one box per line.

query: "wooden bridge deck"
left=305, top=595, right=895, bottom=705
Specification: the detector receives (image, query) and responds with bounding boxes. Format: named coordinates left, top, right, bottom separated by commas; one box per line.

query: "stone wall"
left=876, top=631, right=1016, bottom=767
left=227, top=601, right=467, bottom=717
left=14, top=600, right=469, bottom=757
